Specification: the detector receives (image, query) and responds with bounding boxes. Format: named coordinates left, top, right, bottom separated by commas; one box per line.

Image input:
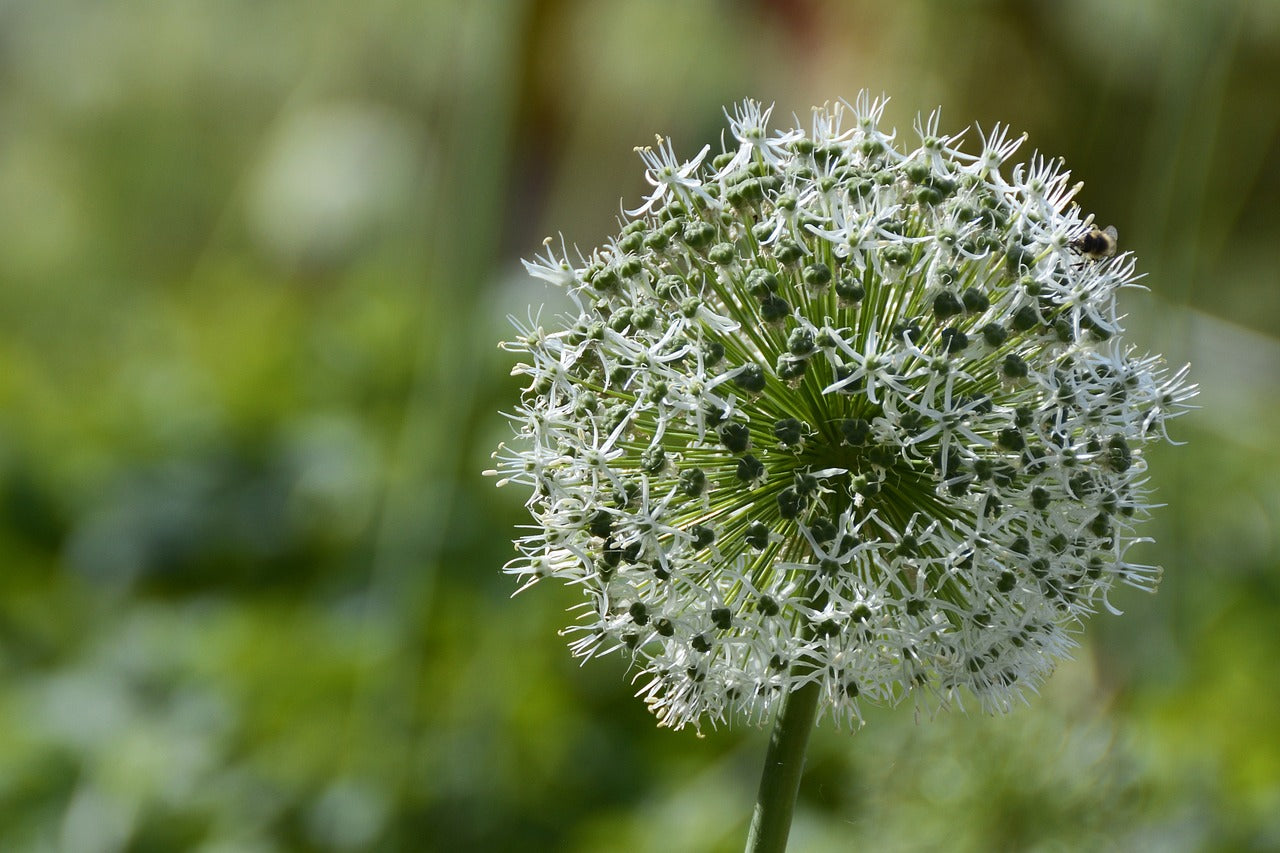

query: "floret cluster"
left=490, top=96, right=1195, bottom=730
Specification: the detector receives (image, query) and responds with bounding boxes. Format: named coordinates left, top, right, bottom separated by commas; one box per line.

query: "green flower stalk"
left=489, top=94, right=1195, bottom=847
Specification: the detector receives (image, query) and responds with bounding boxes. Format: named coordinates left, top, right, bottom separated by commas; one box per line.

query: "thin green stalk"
left=744, top=678, right=822, bottom=853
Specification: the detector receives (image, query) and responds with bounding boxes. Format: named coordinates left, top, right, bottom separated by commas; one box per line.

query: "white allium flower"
left=489, top=96, right=1196, bottom=732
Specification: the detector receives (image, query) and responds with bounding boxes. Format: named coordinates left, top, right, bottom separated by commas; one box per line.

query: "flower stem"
left=744, top=678, right=822, bottom=853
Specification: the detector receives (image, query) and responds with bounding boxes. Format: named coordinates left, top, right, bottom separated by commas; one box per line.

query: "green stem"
left=744, top=678, right=822, bottom=853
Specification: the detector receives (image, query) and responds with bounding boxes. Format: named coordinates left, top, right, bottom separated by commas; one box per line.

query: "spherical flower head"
left=489, top=95, right=1196, bottom=731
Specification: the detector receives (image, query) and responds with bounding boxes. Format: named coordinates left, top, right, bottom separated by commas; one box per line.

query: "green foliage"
left=0, top=1, right=1277, bottom=851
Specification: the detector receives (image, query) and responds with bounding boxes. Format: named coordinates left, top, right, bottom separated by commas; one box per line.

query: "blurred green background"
left=1, top=1, right=1277, bottom=851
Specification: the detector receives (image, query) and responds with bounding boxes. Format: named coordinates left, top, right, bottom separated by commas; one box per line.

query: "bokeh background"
left=1, top=1, right=1277, bottom=851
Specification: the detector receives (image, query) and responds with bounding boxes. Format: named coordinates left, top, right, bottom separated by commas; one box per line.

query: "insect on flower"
left=1071, top=224, right=1119, bottom=260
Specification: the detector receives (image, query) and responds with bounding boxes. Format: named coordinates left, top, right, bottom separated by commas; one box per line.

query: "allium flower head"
left=490, top=95, right=1196, bottom=731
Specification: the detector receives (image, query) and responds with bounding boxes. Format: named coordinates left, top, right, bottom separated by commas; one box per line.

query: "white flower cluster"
left=490, top=96, right=1195, bottom=731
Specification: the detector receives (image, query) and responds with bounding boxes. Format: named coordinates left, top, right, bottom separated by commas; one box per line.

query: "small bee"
left=1070, top=225, right=1118, bottom=261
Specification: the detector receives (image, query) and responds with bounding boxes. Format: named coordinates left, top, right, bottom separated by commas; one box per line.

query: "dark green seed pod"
left=802, top=262, right=832, bottom=288
left=777, top=487, right=806, bottom=520
left=808, top=517, right=838, bottom=543
left=1003, top=353, right=1029, bottom=379
left=708, top=242, right=736, bottom=265
left=682, top=221, right=716, bottom=250
left=940, top=327, right=969, bottom=354
left=933, top=290, right=964, bottom=319
left=746, top=268, right=779, bottom=297
left=734, top=363, right=767, bottom=393
left=736, top=454, right=765, bottom=482
left=760, top=294, right=791, bottom=322
left=589, top=510, right=613, bottom=538
left=641, top=445, right=666, bottom=473
left=773, top=240, right=804, bottom=266
left=841, top=418, right=871, bottom=446
left=618, top=231, right=643, bottom=253
left=702, top=340, right=725, bottom=366
left=962, top=287, right=990, bottom=312
left=718, top=421, right=751, bottom=454
left=1106, top=435, right=1132, bottom=472
left=678, top=467, right=706, bottom=497
left=775, top=355, right=807, bottom=381
left=629, top=602, right=649, bottom=625
left=773, top=418, right=805, bottom=447
left=787, top=327, right=816, bottom=355
left=981, top=323, right=1009, bottom=347
left=1011, top=305, right=1040, bottom=332
left=893, top=317, right=922, bottom=343
left=618, top=256, right=642, bottom=278
left=835, top=277, right=865, bottom=303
